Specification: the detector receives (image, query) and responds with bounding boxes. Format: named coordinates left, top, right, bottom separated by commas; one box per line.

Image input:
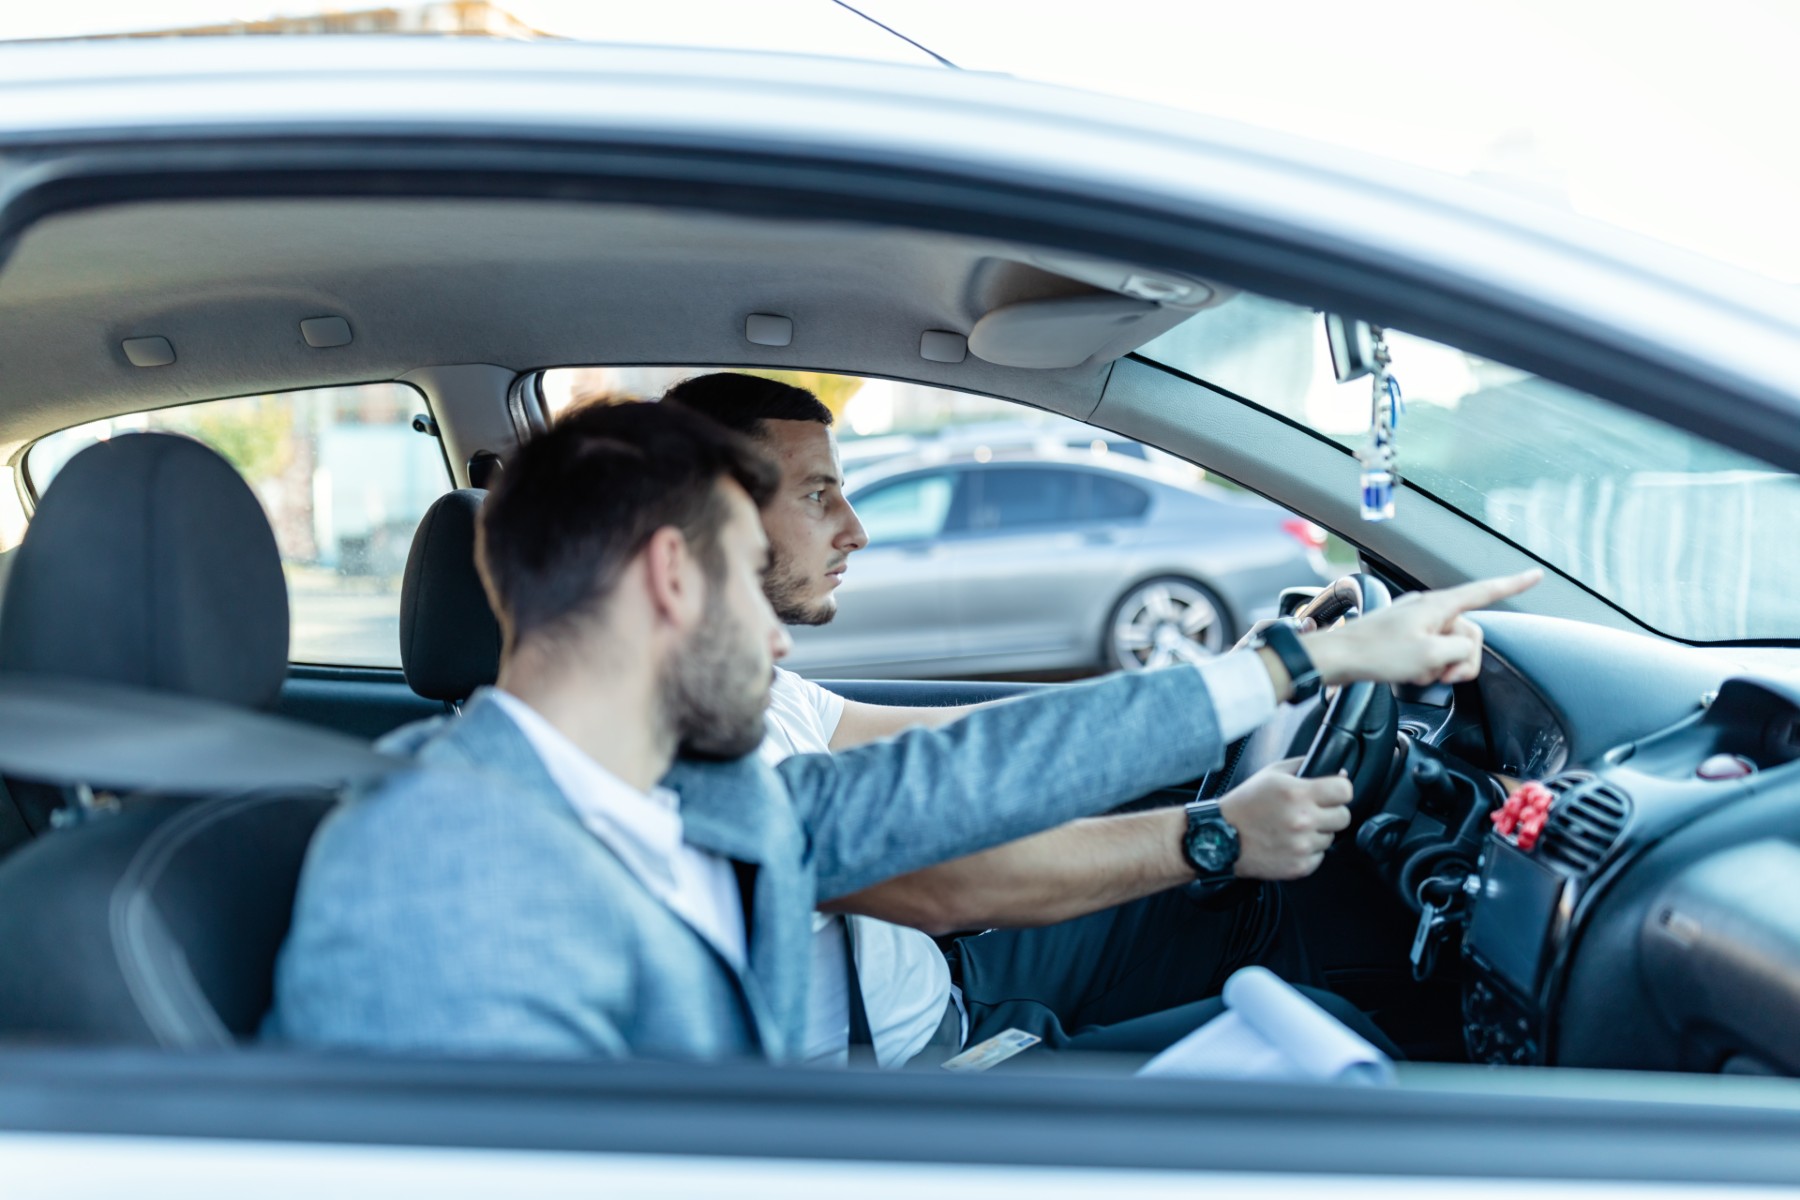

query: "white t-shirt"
left=760, top=668, right=955, bottom=1068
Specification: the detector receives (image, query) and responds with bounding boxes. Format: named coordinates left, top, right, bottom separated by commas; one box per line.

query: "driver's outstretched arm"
left=822, top=760, right=1350, bottom=935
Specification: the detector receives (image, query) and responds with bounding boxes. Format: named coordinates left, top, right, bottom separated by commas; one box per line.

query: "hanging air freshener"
left=1356, top=326, right=1401, bottom=521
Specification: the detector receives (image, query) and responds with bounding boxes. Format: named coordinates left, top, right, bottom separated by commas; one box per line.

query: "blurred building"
left=74, top=1, right=550, bottom=40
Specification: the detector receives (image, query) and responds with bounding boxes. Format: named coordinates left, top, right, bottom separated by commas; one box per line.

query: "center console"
left=1463, top=836, right=1571, bottom=1064
left=1456, top=676, right=1800, bottom=1066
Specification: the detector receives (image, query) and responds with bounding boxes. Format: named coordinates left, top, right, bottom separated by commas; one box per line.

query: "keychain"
left=1356, top=326, right=1402, bottom=521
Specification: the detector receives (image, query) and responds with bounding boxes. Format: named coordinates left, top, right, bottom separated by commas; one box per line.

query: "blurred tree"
left=158, top=396, right=295, bottom=484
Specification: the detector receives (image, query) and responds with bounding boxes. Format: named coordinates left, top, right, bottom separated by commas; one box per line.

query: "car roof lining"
left=0, top=197, right=1224, bottom=448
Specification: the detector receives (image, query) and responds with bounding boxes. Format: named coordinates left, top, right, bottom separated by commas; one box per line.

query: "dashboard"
left=1355, top=610, right=1800, bottom=1075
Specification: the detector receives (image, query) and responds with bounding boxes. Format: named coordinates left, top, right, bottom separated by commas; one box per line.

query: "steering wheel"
left=1293, top=573, right=1400, bottom=816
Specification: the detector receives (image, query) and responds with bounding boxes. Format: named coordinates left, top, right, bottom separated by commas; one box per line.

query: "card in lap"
left=940, top=1028, right=1041, bottom=1072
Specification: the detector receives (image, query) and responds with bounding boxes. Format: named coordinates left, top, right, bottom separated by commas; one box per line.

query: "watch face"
left=1188, top=819, right=1236, bottom=873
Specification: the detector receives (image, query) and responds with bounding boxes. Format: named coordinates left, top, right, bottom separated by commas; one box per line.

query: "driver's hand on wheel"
left=1300, top=569, right=1543, bottom=690
left=1219, top=758, right=1352, bottom=881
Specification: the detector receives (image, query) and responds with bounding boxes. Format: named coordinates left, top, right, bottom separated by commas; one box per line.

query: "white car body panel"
left=2, top=1133, right=1792, bottom=1200
left=0, top=39, right=1796, bottom=428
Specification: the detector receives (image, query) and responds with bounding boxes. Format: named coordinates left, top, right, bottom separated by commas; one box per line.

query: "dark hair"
left=477, top=400, right=779, bottom=648
left=662, top=372, right=833, bottom=439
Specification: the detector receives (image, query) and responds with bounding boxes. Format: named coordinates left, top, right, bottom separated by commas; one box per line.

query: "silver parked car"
left=784, top=448, right=1329, bottom=679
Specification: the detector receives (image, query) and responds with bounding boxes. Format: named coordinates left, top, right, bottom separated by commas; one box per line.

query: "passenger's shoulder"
left=664, top=753, right=784, bottom=797
left=323, top=761, right=570, bottom=857
left=373, top=713, right=452, bottom=757
left=665, top=753, right=804, bottom=831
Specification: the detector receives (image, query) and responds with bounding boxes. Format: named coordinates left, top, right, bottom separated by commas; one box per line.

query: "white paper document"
left=1136, top=966, right=1395, bottom=1085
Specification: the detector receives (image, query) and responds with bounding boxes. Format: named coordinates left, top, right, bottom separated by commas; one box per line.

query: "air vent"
left=1539, top=773, right=1631, bottom=874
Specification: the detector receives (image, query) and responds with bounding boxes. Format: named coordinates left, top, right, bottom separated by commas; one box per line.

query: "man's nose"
left=771, top=625, right=793, bottom=662
left=839, top=505, right=869, bottom=552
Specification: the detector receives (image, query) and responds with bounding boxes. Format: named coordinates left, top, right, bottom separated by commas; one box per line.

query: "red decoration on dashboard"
left=1493, top=781, right=1555, bottom=851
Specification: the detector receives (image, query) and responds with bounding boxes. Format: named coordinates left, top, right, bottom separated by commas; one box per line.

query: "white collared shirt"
left=490, top=690, right=747, bottom=973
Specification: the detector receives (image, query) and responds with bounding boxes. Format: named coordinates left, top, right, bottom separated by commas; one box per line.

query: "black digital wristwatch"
left=1249, top=619, right=1323, bottom=704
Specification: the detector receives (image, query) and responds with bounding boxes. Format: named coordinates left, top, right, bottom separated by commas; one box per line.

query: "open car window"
left=1140, top=294, right=1800, bottom=643
left=538, top=366, right=1332, bottom=682
left=25, top=383, right=451, bottom=668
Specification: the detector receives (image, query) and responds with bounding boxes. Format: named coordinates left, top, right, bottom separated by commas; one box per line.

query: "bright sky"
left=6, top=0, right=1798, bottom=282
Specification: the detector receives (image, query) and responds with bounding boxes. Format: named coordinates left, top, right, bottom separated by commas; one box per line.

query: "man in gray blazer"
left=267, top=400, right=1536, bottom=1063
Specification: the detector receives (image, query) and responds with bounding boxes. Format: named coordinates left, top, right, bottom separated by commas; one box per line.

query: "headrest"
left=0, top=433, right=288, bottom=710
left=399, top=489, right=501, bottom=702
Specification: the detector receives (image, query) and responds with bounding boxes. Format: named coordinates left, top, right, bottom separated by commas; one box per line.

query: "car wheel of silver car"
left=1106, top=576, right=1230, bottom=671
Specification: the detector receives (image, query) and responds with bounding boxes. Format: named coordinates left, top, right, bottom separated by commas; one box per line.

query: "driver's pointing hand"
left=1294, top=569, right=1544, bottom=694
left=1216, top=569, right=1543, bottom=880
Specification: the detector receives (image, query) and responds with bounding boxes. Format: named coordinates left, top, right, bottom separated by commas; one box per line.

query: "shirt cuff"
left=1193, top=651, right=1279, bottom=743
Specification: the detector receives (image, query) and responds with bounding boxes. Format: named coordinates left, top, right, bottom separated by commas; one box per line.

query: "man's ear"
left=642, top=525, right=704, bottom=629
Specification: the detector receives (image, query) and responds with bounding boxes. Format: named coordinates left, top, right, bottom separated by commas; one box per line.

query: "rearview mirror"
left=1323, top=314, right=1376, bottom=383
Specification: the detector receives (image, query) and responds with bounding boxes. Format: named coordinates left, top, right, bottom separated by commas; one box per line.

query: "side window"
left=25, top=383, right=450, bottom=668
left=536, top=366, right=1308, bottom=686
left=1087, top=474, right=1151, bottom=520
left=970, top=467, right=1080, bottom=531
left=852, top=472, right=958, bottom=543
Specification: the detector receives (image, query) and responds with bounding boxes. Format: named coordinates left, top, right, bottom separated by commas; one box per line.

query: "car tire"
left=1104, top=575, right=1232, bottom=672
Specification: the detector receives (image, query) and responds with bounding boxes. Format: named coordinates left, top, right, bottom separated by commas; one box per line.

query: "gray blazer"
left=267, top=666, right=1223, bottom=1061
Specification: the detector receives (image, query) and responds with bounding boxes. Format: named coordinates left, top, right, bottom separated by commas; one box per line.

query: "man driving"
left=268, top=398, right=1537, bottom=1063
left=663, top=374, right=1409, bottom=1064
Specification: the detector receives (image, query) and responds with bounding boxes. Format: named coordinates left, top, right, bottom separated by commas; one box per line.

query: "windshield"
left=1139, top=294, right=1800, bottom=644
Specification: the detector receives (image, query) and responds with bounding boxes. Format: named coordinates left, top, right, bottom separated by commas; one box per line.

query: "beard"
left=663, top=588, right=774, bottom=761
left=764, top=542, right=838, bottom=627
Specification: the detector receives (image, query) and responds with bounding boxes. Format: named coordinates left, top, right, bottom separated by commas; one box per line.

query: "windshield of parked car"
left=1139, top=293, right=1800, bottom=644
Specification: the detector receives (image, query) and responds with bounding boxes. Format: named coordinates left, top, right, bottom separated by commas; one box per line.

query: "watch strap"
left=1254, top=619, right=1322, bottom=704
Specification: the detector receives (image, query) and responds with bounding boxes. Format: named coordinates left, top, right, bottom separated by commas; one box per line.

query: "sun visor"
left=967, top=293, right=1165, bottom=369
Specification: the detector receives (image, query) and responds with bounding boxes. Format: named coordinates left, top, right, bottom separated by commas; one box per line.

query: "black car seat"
left=0, top=433, right=393, bottom=1045
left=398, top=488, right=501, bottom=709
left=0, top=426, right=293, bottom=851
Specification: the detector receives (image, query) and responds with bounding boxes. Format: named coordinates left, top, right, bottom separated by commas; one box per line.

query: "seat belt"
left=842, top=916, right=876, bottom=1066
left=0, top=675, right=401, bottom=795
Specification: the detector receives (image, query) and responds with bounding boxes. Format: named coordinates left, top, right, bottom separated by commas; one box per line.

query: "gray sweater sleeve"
left=775, top=665, right=1224, bottom=902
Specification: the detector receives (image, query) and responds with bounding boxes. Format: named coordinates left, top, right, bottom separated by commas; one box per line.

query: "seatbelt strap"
left=842, top=916, right=876, bottom=1065
left=1198, top=734, right=1252, bottom=800
left=0, top=675, right=401, bottom=794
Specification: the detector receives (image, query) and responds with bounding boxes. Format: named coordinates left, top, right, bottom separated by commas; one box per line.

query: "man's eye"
left=805, top=491, right=825, bottom=503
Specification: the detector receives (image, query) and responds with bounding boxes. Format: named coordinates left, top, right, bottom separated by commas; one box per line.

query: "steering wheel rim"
left=1295, top=573, right=1399, bottom=812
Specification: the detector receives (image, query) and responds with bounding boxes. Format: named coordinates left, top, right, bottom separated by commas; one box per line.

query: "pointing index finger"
left=1427, top=569, right=1543, bottom=618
